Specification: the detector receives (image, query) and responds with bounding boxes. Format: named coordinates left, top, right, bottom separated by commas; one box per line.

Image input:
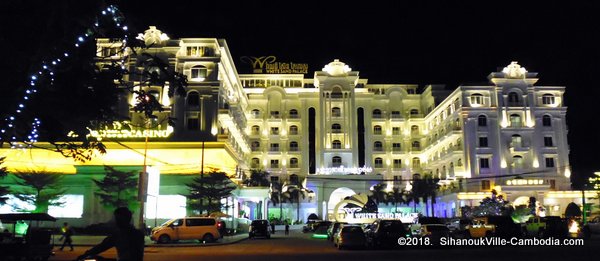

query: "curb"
left=64, top=235, right=249, bottom=248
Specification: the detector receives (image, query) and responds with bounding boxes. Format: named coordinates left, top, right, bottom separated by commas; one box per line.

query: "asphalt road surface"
left=50, top=231, right=599, bottom=261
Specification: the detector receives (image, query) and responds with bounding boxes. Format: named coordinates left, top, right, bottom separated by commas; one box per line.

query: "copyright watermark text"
left=398, top=237, right=585, bottom=247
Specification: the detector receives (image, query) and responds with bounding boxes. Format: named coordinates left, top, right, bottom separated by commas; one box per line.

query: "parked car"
left=585, top=216, right=600, bottom=235
left=467, top=216, right=522, bottom=239
left=150, top=217, right=221, bottom=243
left=249, top=219, right=271, bottom=239
left=418, top=224, right=451, bottom=245
left=524, top=216, right=568, bottom=238
left=333, top=224, right=366, bottom=250
left=365, top=219, right=410, bottom=249
left=409, top=217, right=443, bottom=236
left=327, top=222, right=347, bottom=241
left=446, top=218, right=471, bottom=238
left=311, top=221, right=332, bottom=238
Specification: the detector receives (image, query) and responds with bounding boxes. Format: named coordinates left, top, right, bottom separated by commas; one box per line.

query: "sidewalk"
left=52, top=233, right=248, bottom=247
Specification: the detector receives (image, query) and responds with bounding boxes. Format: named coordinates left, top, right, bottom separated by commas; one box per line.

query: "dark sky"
left=1, top=1, right=599, bottom=184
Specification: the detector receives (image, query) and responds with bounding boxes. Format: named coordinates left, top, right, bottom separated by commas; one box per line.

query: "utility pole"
left=138, top=135, right=149, bottom=230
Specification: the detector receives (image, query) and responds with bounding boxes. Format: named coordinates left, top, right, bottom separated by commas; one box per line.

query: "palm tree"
left=244, top=169, right=270, bottom=187
left=422, top=176, right=440, bottom=217
left=268, top=181, right=283, bottom=221
left=282, top=181, right=314, bottom=223
left=386, top=187, right=408, bottom=213
left=369, top=183, right=388, bottom=209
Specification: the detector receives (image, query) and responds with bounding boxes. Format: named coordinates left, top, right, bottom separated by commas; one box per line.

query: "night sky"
left=1, top=1, right=599, bottom=185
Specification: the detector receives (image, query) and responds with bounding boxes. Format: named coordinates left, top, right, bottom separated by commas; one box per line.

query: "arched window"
left=290, top=158, right=299, bottom=168
left=187, top=91, right=200, bottom=107
left=457, top=158, right=463, bottom=166
left=251, top=109, right=260, bottom=118
left=411, top=125, right=419, bottom=134
left=332, top=156, right=342, bottom=167
left=148, top=90, right=160, bottom=102
left=374, top=141, right=383, bottom=151
left=542, top=115, right=552, bottom=127
left=251, top=125, right=260, bottom=135
left=332, top=140, right=342, bottom=149
left=410, top=109, right=419, bottom=116
left=331, top=107, right=341, bottom=117
left=508, top=92, right=520, bottom=106
left=289, top=109, right=298, bottom=118
left=510, top=114, right=522, bottom=127
left=372, top=109, right=382, bottom=118
left=511, top=134, right=522, bottom=147
left=478, top=115, right=487, bottom=127
left=374, top=157, right=383, bottom=168
left=542, top=94, right=555, bottom=105
left=289, top=141, right=299, bottom=151
left=513, top=155, right=524, bottom=169
left=190, top=65, right=207, bottom=81
left=470, top=93, right=483, bottom=105
left=289, top=125, right=298, bottom=135
left=251, top=158, right=260, bottom=168
left=332, top=124, right=342, bottom=133
left=412, top=157, right=421, bottom=168
left=251, top=141, right=260, bottom=151
left=331, top=87, right=343, bottom=98
left=412, top=141, right=421, bottom=150
left=373, top=125, right=382, bottom=135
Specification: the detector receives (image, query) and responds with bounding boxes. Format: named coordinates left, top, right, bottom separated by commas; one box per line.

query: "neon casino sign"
left=316, top=166, right=373, bottom=175
left=333, top=193, right=418, bottom=224
left=87, top=122, right=174, bottom=139
left=240, top=56, right=309, bottom=74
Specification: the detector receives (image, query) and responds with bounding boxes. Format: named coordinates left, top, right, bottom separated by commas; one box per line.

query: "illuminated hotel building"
left=0, top=27, right=591, bottom=225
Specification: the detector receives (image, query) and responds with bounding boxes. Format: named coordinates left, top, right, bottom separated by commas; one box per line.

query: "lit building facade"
left=1, top=27, right=591, bottom=226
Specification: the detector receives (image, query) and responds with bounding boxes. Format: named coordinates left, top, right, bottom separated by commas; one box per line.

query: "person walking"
left=284, top=221, right=290, bottom=235
left=77, top=207, right=145, bottom=261
left=59, top=222, right=74, bottom=251
left=270, top=222, right=276, bottom=234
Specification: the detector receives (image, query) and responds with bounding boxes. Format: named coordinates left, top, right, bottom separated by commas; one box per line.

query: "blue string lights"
left=0, top=5, right=130, bottom=149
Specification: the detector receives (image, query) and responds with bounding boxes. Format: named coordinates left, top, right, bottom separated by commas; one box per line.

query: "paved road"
left=50, top=230, right=599, bottom=261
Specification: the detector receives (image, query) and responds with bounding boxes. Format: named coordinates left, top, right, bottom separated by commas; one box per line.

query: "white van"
left=150, top=217, right=221, bottom=243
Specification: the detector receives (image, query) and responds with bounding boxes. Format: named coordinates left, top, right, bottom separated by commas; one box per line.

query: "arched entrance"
left=512, top=196, right=530, bottom=207
left=328, top=187, right=356, bottom=219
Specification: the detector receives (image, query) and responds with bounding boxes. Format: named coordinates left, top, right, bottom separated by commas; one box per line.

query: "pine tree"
left=185, top=170, right=237, bottom=215
left=93, top=165, right=139, bottom=211
left=12, top=170, right=66, bottom=213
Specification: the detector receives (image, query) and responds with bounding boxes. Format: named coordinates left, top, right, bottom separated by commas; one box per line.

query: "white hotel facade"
left=1, top=27, right=588, bottom=225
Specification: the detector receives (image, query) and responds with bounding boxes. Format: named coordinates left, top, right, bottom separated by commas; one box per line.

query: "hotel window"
left=508, top=92, right=521, bottom=106
left=332, top=140, right=342, bottom=149
left=392, top=143, right=401, bottom=152
left=411, top=125, right=419, bottom=134
left=332, top=156, right=342, bottom=167
left=481, top=180, right=491, bottom=190
left=373, top=125, right=382, bottom=135
left=510, top=114, right=522, bottom=127
left=479, top=136, right=488, bottom=147
left=332, top=124, right=342, bottom=133
left=392, top=127, right=400, bottom=135
left=374, top=141, right=383, bottom=151
left=251, top=125, right=260, bottom=135
left=271, top=127, right=279, bottom=135
left=479, top=158, right=490, bottom=169
left=372, top=109, right=382, bottom=118
left=186, top=114, right=199, bottom=130
left=187, top=91, right=200, bottom=107
left=190, top=65, right=207, bottom=81
left=331, top=88, right=343, bottom=98
left=470, top=93, right=483, bottom=105
left=412, top=157, right=421, bottom=168
left=251, top=141, right=260, bottom=151
left=270, top=160, right=279, bottom=168
left=186, top=46, right=208, bottom=56
left=549, top=179, right=556, bottom=189
left=289, top=125, right=298, bottom=135
left=289, top=109, right=299, bottom=118
left=407, top=88, right=416, bottom=94
left=542, top=115, right=552, bottom=127
left=478, top=115, right=487, bottom=127
left=511, top=134, right=522, bottom=147
left=290, top=158, right=299, bottom=168
left=251, top=109, right=260, bottom=118
left=269, top=143, right=280, bottom=152
left=457, top=158, right=463, bottom=166
left=374, top=158, right=383, bottom=168
left=393, top=159, right=402, bottom=168
left=410, top=109, right=419, bottom=116
left=391, top=111, right=401, bottom=118
left=513, top=155, right=524, bottom=168
left=270, top=111, right=280, bottom=118
left=251, top=158, right=260, bottom=168
left=289, top=141, right=299, bottom=151
left=544, top=136, right=553, bottom=147
left=545, top=157, right=555, bottom=168
left=542, top=94, right=555, bottom=105
left=411, top=141, right=420, bottom=151
left=332, top=107, right=341, bottom=117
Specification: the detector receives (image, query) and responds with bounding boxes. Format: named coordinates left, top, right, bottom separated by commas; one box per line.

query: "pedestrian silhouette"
left=271, top=222, right=275, bottom=234
left=284, top=221, right=290, bottom=235
left=59, top=222, right=74, bottom=251
left=78, top=207, right=145, bottom=261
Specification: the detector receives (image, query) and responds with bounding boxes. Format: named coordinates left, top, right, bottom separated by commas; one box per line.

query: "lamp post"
left=138, top=135, right=149, bottom=230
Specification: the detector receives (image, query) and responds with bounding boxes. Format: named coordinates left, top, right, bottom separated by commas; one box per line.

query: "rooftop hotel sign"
left=241, top=56, right=308, bottom=74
